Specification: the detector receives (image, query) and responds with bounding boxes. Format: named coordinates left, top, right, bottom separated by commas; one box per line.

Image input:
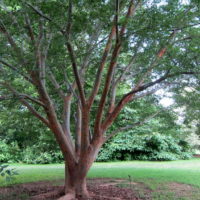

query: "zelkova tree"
left=0, top=0, right=199, bottom=199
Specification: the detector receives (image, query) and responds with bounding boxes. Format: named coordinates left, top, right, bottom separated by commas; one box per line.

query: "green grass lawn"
left=89, top=159, right=200, bottom=189
left=1, top=159, right=200, bottom=200
left=1, top=158, right=200, bottom=188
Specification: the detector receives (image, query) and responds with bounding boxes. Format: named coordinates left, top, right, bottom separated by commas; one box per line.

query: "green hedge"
left=0, top=140, right=63, bottom=164
left=0, top=140, right=21, bottom=163
left=0, top=133, right=193, bottom=164
left=21, top=146, right=63, bottom=164
left=97, top=133, right=193, bottom=161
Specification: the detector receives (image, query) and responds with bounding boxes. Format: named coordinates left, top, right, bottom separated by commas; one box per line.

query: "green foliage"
left=0, top=139, right=63, bottom=164
left=2, top=159, right=200, bottom=188
left=0, top=140, right=20, bottom=162
left=0, top=163, right=18, bottom=182
left=97, top=133, right=192, bottom=162
left=0, top=103, right=63, bottom=164
left=21, top=146, right=63, bottom=164
left=0, top=93, right=191, bottom=164
left=0, top=0, right=199, bottom=166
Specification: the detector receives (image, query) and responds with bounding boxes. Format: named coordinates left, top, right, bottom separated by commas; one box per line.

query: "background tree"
left=1, top=95, right=191, bottom=164
left=173, top=83, right=200, bottom=151
left=97, top=97, right=192, bottom=162
left=0, top=0, right=199, bottom=199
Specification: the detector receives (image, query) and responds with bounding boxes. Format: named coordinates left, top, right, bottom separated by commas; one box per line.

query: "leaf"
left=1, top=173, right=5, bottom=177
left=1, top=165, right=9, bottom=169
left=5, top=169, right=11, bottom=175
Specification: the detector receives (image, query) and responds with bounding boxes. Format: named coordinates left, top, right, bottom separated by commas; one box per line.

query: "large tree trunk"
left=58, top=164, right=89, bottom=200
left=64, top=162, right=89, bottom=199
left=59, top=139, right=103, bottom=200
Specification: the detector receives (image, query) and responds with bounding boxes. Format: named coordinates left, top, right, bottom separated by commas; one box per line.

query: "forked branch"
left=0, top=59, right=33, bottom=84
left=94, top=0, right=141, bottom=134
left=1, top=82, right=49, bottom=126
left=65, top=0, right=86, bottom=106
left=102, top=70, right=197, bottom=131
left=104, top=110, right=161, bottom=143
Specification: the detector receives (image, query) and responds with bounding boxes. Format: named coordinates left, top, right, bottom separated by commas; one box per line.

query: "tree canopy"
left=0, top=0, right=199, bottom=198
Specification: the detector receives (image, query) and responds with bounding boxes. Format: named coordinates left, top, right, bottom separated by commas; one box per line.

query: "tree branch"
left=65, top=0, right=86, bottom=106
left=0, top=95, right=13, bottom=101
left=0, top=19, right=25, bottom=61
left=62, top=96, right=75, bottom=152
left=80, top=24, right=103, bottom=73
left=115, top=0, right=120, bottom=43
left=24, top=13, right=35, bottom=42
left=0, top=20, right=19, bottom=52
left=63, top=72, right=80, bottom=105
left=88, top=24, right=116, bottom=106
left=104, top=110, right=161, bottom=143
left=20, top=98, right=50, bottom=126
left=102, top=70, right=197, bottom=132
left=66, top=42, right=86, bottom=106
left=19, top=93, right=45, bottom=107
left=135, top=30, right=178, bottom=89
left=26, top=2, right=52, bottom=21
left=74, top=105, right=82, bottom=158
left=101, top=29, right=178, bottom=126
left=107, top=40, right=143, bottom=113
left=47, top=69, right=65, bottom=98
left=93, top=0, right=141, bottom=136
left=132, top=85, right=166, bottom=100
left=25, top=2, right=65, bottom=34
left=1, top=82, right=49, bottom=126
left=0, top=59, right=33, bottom=84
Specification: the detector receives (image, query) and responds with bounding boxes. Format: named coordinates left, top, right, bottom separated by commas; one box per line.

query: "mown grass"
left=1, top=159, right=200, bottom=200
left=89, top=158, right=200, bottom=191
left=0, top=164, right=64, bottom=186
left=1, top=159, right=200, bottom=188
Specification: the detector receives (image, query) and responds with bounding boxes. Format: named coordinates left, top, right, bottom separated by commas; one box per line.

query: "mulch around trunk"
left=0, top=178, right=141, bottom=200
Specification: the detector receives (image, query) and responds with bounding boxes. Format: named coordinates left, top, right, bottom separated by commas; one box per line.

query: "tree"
left=174, top=85, right=200, bottom=135
left=0, top=0, right=199, bottom=199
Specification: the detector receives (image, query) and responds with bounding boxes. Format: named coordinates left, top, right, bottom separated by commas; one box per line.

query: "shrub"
left=0, top=164, right=18, bottom=182
left=180, top=152, right=193, bottom=160
left=21, top=146, right=63, bottom=164
left=0, top=139, right=63, bottom=164
left=96, top=133, right=192, bottom=162
left=0, top=140, right=20, bottom=163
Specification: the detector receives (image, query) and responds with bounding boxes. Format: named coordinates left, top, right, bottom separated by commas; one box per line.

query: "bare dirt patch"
left=166, top=182, right=199, bottom=198
left=0, top=179, right=199, bottom=200
left=0, top=179, right=141, bottom=200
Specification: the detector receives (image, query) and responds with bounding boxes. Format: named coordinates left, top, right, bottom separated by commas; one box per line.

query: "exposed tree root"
left=57, top=193, right=77, bottom=200
left=30, top=187, right=64, bottom=200
left=91, top=194, right=122, bottom=200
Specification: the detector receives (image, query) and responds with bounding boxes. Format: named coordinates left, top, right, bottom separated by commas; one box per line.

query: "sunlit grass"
left=1, top=159, right=200, bottom=188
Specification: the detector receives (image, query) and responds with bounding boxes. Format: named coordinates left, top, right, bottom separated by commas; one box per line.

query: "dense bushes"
left=0, top=140, right=21, bottom=163
left=1, top=94, right=190, bottom=164
left=0, top=163, right=18, bottom=182
left=0, top=133, right=192, bottom=164
left=0, top=140, right=63, bottom=164
left=97, top=133, right=193, bottom=162
left=21, top=146, right=63, bottom=164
